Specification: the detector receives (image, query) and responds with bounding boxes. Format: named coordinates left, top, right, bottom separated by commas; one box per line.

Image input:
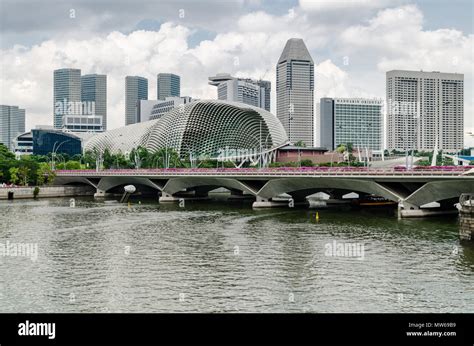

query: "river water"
left=0, top=195, right=473, bottom=313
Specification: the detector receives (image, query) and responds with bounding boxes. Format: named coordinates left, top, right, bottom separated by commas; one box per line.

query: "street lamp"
left=51, top=140, right=69, bottom=170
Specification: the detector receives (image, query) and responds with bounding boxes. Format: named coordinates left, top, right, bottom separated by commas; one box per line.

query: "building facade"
left=276, top=38, right=314, bottom=147
left=13, top=131, right=33, bottom=156
left=136, top=100, right=159, bottom=123
left=208, top=73, right=271, bottom=112
left=136, top=97, right=193, bottom=123
left=81, top=74, right=107, bottom=130
left=54, top=68, right=82, bottom=129
left=0, top=105, right=25, bottom=150
left=386, top=70, right=464, bottom=153
left=125, top=76, right=148, bottom=125
left=147, top=96, right=193, bottom=121
left=85, top=100, right=289, bottom=161
left=319, top=98, right=333, bottom=150
left=157, top=73, right=180, bottom=101
left=31, top=129, right=82, bottom=156
left=319, top=98, right=383, bottom=151
left=61, top=114, right=103, bottom=132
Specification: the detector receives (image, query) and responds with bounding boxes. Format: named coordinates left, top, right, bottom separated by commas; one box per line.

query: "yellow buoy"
left=128, top=202, right=131, bottom=208
left=315, top=212, right=320, bottom=221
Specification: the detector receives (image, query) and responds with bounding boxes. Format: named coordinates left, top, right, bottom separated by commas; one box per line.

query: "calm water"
left=0, top=195, right=473, bottom=313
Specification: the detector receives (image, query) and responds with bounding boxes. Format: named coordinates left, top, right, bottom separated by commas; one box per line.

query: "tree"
left=336, top=144, right=346, bottom=154
left=18, top=166, right=30, bottom=185
left=130, top=146, right=151, bottom=168
left=37, top=163, right=56, bottom=185
left=294, top=140, right=306, bottom=147
left=148, top=148, right=181, bottom=168
left=9, top=167, right=19, bottom=185
left=82, top=150, right=97, bottom=169
left=65, top=160, right=81, bottom=170
left=0, top=144, right=16, bottom=182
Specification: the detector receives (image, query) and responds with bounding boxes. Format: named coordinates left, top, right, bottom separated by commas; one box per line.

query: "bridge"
left=54, top=167, right=474, bottom=217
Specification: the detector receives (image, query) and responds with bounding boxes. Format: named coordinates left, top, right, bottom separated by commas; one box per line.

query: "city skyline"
left=0, top=0, right=472, bottom=146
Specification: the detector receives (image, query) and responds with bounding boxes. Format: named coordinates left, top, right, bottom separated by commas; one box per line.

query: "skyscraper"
left=276, top=38, right=314, bottom=147
left=0, top=105, right=25, bottom=150
left=386, top=70, right=464, bottom=153
left=208, top=73, right=271, bottom=111
left=125, top=76, right=148, bottom=125
left=53, top=68, right=81, bottom=129
left=157, top=73, right=180, bottom=101
left=81, top=74, right=107, bottom=130
left=319, top=98, right=383, bottom=151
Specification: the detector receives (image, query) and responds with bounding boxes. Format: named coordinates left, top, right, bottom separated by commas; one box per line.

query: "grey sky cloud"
left=0, top=0, right=472, bottom=146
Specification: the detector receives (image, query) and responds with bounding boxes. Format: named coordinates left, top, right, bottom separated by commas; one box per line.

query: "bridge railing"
left=54, top=166, right=473, bottom=177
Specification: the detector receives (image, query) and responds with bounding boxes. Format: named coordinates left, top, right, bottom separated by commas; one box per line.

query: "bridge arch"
left=162, top=177, right=258, bottom=196
left=54, top=176, right=98, bottom=189
left=404, top=180, right=474, bottom=207
left=256, top=177, right=404, bottom=202
left=96, top=177, right=162, bottom=193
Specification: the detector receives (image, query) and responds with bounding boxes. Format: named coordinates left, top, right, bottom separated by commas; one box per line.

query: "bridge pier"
left=227, top=189, right=254, bottom=200
left=398, top=200, right=458, bottom=218
left=159, top=191, right=210, bottom=203
left=253, top=196, right=281, bottom=208
left=94, top=189, right=106, bottom=198
left=252, top=195, right=302, bottom=208
left=459, top=194, right=474, bottom=241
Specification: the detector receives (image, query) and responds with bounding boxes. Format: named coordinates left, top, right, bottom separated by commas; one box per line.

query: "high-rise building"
left=276, top=38, right=314, bottom=147
left=125, top=76, right=148, bottom=125
left=157, top=73, right=180, bottom=101
left=319, top=98, right=334, bottom=150
left=146, top=96, right=194, bottom=121
left=0, top=105, right=25, bottom=150
left=319, top=98, right=383, bottom=151
left=53, top=68, right=81, bottom=129
left=81, top=74, right=107, bottom=130
left=386, top=70, right=464, bottom=153
left=209, top=73, right=271, bottom=111
left=139, top=96, right=193, bottom=122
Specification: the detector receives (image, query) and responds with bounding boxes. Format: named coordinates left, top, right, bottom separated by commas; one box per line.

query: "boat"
left=351, top=195, right=397, bottom=207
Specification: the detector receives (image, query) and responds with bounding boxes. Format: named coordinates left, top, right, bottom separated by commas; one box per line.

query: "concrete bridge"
left=54, top=167, right=474, bottom=217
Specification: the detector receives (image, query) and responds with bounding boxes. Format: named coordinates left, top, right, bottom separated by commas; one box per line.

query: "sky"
left=0, top=0, right=473, bottom=147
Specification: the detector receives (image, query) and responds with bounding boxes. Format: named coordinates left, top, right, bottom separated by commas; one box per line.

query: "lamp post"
left=51, top=140, right=70, bottom=170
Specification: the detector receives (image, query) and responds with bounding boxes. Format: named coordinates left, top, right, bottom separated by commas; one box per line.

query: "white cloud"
left=0, top=3, right=472, bottom=147
left=0, top=9, right=323, bottom=132
left=340, top=4, right=474, bottom=146
left=299, top=0, right=394, bottom=12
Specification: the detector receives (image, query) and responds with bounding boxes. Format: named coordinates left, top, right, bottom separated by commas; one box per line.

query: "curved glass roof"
left=84, top=100, right=289, bottom=159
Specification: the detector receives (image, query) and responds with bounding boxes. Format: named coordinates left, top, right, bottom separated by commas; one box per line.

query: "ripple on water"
left=0, top=197, right=473, bottom=312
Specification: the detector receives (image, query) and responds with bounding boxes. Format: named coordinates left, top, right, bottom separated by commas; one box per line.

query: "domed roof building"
left=84, top=100, right=289, bottom=161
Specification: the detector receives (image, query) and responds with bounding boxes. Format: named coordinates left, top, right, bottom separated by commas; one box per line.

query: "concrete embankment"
left=0, top=186, right=95, bottom=200
left=460, top=208, right=474, bottom=241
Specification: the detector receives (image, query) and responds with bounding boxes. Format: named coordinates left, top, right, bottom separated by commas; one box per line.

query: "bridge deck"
left=54, top=168, right=473, bottom=179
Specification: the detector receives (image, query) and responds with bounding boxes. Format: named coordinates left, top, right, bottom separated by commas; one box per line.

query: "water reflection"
left=0, top=196, right=473, bottom=313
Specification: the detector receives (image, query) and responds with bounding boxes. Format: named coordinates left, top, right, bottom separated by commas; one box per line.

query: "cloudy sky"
left=0, top=0, right=473, bottom=146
